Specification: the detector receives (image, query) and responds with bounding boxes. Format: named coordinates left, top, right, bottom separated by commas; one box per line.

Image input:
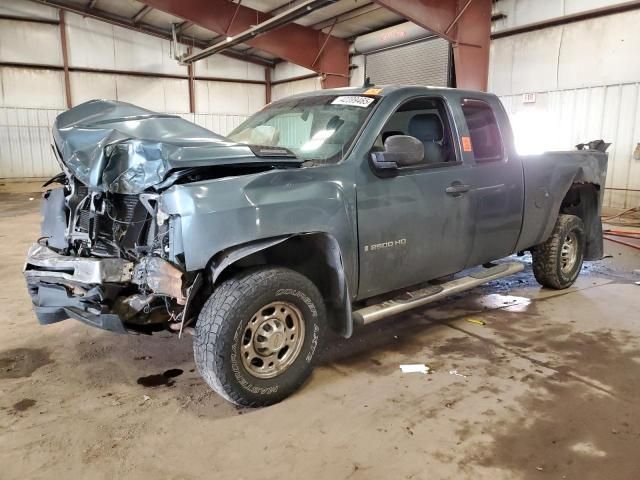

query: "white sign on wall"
left=522, top=93, right=536, bottom=104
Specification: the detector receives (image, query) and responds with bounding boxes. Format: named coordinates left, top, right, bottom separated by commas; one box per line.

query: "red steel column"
left=187, top=48, right=195, bottom=113
left=265, top=67, right=272, bottom=104
left=58, top=9, right=72, bottom=108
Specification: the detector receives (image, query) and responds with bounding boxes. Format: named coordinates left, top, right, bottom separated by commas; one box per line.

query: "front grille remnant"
left=67, top=182, right=148, bottom=258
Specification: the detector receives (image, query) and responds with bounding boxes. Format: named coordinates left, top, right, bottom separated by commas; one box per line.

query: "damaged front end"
left=24, top=185, right=191, bottom=333
left=22, top=100, right=241, bottom=334
left=25, top=99, right=302, bottom=334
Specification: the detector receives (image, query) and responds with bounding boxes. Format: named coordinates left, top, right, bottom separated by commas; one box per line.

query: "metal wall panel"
left=112, top=25, right=185, bottom=76
left=64, top=12, right=116, bottom=70
left=272, top=77, right=322, bottom=101
left=115, top=76, right=190, bottom=113
left=64, top=13, right=185, bottom=76
left=195, top=53, right=266, bottom=82
left=0, top=67, right=66, bottom=108
left=499, top=83, right=640, bottom=209
left=0, top=107, right=62, bottom=178
left=272, top=62, right=315, bottom=83
left=0, top=0, right=58, bottom=20
left=182, top=113, right=249, bottom=136
left=0, top=108, right=249, bottom=179
left=194, top=80, right=266, bottom=114
left=0, top=20, right=62, bottom=66
left=365, top=37, right=449, bottom=87
left=489, top=10, right=640, bottom=96
left=493, top=0, right=633, bottom=31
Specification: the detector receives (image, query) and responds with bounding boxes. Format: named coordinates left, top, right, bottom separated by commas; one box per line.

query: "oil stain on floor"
left=0, top=347, right=52, bottom=379
left=463, top=327, right=640, bottom=480
left=11, top=399, right=36, bottom=412
left=137, top=368, right=184, bottom=387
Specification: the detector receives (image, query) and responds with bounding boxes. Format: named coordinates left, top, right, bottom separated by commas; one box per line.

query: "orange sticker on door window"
left=461, top=136, right=473, bottom=152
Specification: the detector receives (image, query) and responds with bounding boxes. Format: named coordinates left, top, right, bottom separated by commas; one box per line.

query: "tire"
left=194, top=267, right=326, bottom=407
left=532, top=214, right=585, bottom=290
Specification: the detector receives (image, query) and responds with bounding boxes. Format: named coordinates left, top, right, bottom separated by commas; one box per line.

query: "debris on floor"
left=449, top=369, right=468, bottom=378
left=465, top=318, right=486, bottom=326
left=399, top=364, right=430, bottom=374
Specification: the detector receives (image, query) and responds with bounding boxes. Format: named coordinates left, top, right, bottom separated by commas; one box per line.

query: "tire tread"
left=194, top=267, right=322, bottom=407
left=532, top=214, right=584, bottom=290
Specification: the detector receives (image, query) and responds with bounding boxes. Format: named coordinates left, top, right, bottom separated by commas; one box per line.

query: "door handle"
left=445, top=183, right=470, bottom=195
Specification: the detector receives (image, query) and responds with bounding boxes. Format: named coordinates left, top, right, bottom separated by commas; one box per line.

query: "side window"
left=375, top=97, right=458, bottom=167
left=460, top=99, right=504, bottom=163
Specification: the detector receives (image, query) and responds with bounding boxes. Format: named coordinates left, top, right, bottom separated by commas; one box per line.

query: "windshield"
left=227, top=94, right=379, bottom=163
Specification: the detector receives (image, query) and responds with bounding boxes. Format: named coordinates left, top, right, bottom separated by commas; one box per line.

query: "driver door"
left=356, top=96, right=475, bottom=299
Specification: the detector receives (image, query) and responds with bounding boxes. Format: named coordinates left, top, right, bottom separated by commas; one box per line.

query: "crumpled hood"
left=53, top=100, right=299, bottom=193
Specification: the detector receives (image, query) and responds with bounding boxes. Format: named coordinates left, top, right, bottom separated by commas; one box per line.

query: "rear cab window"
left=460, top=99, right=505, bottom=163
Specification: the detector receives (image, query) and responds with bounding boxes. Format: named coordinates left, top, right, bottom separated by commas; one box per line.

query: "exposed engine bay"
left=25, top=173, right=190, bottom=333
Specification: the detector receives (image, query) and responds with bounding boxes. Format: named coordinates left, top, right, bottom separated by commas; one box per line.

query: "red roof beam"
left=140, top=0, right=350, bottom=88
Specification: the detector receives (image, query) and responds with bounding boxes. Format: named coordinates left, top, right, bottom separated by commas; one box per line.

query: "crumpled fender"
left=515, top=150, right=608, bottom=254
left=210, top=235, right=292, bottom=284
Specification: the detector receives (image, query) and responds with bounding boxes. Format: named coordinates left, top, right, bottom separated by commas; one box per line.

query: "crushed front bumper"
left=24, top=243, right=188, bottom=334
left=24, top=244, right=134, bottom=333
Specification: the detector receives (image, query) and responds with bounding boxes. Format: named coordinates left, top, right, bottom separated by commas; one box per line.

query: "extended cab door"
left=456, top=97, right=524, bottom=267
left=355, top=96, right=477, bottom=299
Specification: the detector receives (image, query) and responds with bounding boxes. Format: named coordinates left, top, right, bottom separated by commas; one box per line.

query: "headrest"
left=408, top=114, right=443, bottom=142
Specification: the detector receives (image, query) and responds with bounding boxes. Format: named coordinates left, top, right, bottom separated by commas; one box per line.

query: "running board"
left=352, top=262, right=525, bottom=325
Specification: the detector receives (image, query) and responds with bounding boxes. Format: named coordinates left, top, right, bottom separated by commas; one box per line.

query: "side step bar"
left=352, top=262, right=525, bottom=325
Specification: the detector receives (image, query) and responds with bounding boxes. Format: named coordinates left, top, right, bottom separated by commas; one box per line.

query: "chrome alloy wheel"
left=240, top=301, right=305, bottom=379
left=560, top=231, right=579, bottom=274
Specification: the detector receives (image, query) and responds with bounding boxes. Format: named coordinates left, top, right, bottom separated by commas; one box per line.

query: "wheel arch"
left=558, top=182, right=603, bottom=260
left=205, top=233, right=354, bottom=338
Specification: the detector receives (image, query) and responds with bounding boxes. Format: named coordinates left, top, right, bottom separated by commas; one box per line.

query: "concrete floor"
left=1, top=184, right=639, bottom=480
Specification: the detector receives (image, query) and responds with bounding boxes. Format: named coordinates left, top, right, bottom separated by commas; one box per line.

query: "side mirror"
left=370, top=135, right=424, bottom=176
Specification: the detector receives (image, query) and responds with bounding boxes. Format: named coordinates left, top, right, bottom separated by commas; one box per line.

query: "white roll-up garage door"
left=365, top=37, right=450, bottom=87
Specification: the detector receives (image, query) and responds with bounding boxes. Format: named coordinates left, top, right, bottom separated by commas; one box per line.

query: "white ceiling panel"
left=141, top=8, right=186, bottom=29
left=93, top=0, right=145, bottom=18
left=240, top=0, right=292, bottom=14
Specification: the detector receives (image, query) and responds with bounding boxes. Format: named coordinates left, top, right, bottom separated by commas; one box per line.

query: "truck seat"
left=408, top=114, right=443, bottom=163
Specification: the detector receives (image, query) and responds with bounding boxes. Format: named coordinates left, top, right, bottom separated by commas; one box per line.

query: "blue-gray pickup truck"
left=24, top=85, right=608, bottom=406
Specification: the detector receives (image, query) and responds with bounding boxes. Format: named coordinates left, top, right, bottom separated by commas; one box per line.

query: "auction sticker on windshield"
left=332, top=96, right=375, bottom=108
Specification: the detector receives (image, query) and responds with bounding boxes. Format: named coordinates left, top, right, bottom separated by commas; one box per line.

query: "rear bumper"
left=24, top=243, right=134, bottom=334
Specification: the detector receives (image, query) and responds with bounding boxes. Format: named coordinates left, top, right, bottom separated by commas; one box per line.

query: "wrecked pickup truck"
left=24, top=86, right=608, bottom=406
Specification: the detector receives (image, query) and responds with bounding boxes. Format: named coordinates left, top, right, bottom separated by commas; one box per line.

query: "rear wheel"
left=194, top=267, right=326, bottom=407
left=532, top=214, right=585, bottom=289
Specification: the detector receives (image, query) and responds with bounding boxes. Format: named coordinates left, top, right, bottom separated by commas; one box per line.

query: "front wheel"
left=532, top=214, right=585, bottom=289
left=194, top=267, right=326, bottom=407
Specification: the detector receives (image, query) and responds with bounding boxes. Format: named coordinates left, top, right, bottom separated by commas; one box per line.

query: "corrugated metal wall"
left=0, top=0, right=265, bottom=178
left=0, top=108, right=248, bottom=178
left=490, top=7, right=640, bottom=209
left=499, top=83, right=640, bottom=209
left=0, top=108, right=62, bottom=178
left=272, top=77, right=322, bottom=102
